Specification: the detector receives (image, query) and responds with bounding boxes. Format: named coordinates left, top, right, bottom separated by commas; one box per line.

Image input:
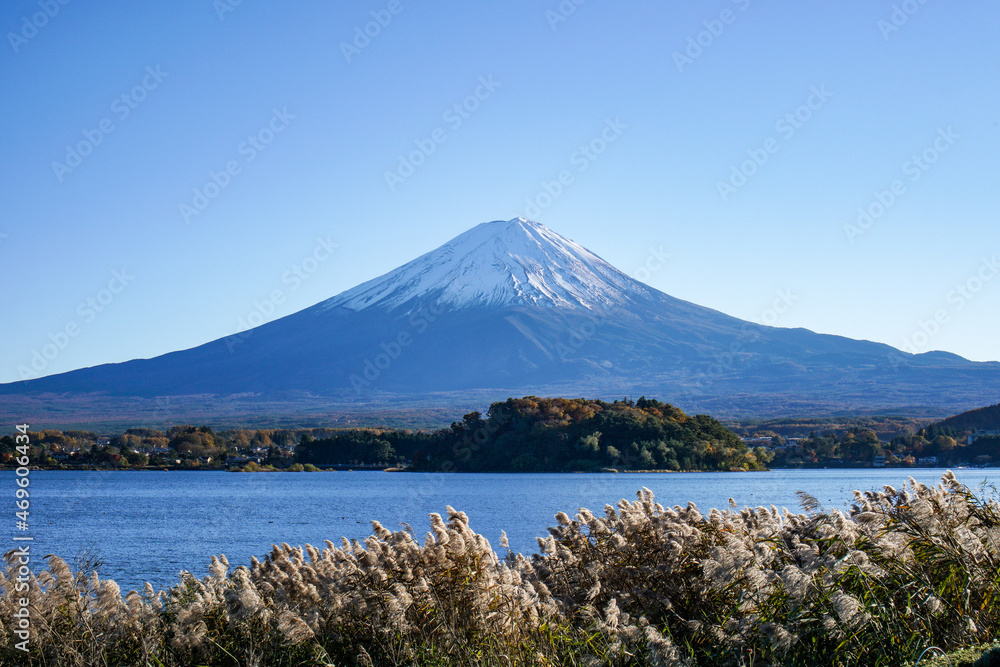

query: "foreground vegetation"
left=3, top=472, right=1000, bottom=666
left=921, top=643, right=1000, bottom=666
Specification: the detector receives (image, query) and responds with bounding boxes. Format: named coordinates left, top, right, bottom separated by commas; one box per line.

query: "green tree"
left=578, top=431, right=601, bottom=455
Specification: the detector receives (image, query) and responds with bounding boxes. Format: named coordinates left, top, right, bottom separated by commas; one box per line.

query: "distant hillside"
left=725, top=415, right=930, bottom=440
left=932, top=402, right=1000, bottom=434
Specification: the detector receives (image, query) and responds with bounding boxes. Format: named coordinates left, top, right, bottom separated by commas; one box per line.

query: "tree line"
left=768, top=422, right=1000, bottom=467
left=298, top=396, right=770, bottom=472
left=2, top=397, right=770, bottom=472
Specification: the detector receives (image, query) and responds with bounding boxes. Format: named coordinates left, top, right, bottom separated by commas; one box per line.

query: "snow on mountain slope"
left=319, top=218, right=642, bottom=312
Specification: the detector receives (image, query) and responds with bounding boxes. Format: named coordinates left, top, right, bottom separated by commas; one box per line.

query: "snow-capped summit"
left=321, top=218, right=640, bottom=312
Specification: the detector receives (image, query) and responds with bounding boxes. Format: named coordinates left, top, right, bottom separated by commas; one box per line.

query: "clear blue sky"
left=2, top=0, right=998, bottom=384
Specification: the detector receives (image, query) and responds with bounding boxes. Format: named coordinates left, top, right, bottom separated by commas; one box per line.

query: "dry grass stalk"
left=1, top=471, right=998, bottom=666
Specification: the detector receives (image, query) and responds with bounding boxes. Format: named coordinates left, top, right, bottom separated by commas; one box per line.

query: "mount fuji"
left=3, top=218, right=999, bottom=422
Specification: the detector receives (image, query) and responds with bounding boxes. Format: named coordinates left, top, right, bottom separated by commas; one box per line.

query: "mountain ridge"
left=2, top=218, right=999, bottom=423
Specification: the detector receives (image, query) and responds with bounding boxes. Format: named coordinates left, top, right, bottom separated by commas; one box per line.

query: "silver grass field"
left=2, top=472, right=1000, bottom=666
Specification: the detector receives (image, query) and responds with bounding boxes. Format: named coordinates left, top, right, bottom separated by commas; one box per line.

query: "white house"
left=968, top=429, right=1000, bottom=445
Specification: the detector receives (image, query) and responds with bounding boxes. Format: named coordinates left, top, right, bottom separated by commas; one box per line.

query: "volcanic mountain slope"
left=3, top=218, right=999, bottom=418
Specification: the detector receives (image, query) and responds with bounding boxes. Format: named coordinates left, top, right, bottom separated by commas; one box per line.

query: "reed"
left=2, top=472, right=998, bottom=666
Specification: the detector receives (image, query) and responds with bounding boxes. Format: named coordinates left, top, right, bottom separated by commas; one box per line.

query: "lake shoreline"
left=7, top=467, right=998, bottom=595
left=1, top=463, right=978, bottom=473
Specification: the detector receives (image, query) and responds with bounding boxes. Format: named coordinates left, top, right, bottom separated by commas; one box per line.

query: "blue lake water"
left=4, top=468, right=998, bottom=592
